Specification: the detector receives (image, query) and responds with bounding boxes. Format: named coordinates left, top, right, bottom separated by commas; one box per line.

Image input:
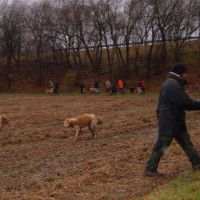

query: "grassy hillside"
left=144, top=171, right=200, bottom=200
left=0, top=41, right=200, bottom=93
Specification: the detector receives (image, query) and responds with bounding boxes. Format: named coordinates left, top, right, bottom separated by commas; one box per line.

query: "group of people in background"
left=79, top=78, right=145, bottom=95
left=46, top=78, right=145, bottom=95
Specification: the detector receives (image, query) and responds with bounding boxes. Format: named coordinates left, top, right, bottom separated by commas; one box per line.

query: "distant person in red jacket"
left=118, top=79, right=124, bottom=94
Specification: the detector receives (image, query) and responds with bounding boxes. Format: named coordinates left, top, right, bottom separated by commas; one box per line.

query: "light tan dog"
left=63, top=113, right=103, bottom=141
left=45, top=88, right=53, bottom=94
left=89, top=88, right=99, bottom=94
left=0, top=115, right=9, bottom=132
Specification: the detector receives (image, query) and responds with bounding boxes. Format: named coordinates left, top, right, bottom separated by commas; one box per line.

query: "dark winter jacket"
left=157, top=72, right=200, bottom=136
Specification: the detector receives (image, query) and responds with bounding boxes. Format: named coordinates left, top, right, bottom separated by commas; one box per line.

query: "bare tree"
left=168, top=0, right=199, bottom=62
left=0, top=0, right=26, bottom=89
left=150, top=0, right=180, bottom=70
left=142, top=1, right=160, bottom=77
left=89, top=0, right=116, bottom=79
left=25, top=0, right=52, bottom=83
left=53, top=0, right=85, bottom=69
left=65, top=0, right=100, bottom=72
left=122, top=0, right=147, bottom=78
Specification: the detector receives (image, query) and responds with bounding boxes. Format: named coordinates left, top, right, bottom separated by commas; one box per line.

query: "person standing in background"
left=137, top=80, right=142, bottom=94
left=94, top=79, right=100, bottom=94
left=118, top=79, right=124, bottom=94
left=141, top=80, right=145, bottom=94
left=80, top=80, right=85, bottom=94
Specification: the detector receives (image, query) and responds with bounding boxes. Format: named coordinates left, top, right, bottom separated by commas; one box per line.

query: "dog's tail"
left=96, top=116, right=103, bottom=125
left=0, top=115, right=9, bottom=132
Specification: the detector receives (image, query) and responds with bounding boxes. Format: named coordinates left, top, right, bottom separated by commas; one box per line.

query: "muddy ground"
left=0, top=94, right=200, bottom=200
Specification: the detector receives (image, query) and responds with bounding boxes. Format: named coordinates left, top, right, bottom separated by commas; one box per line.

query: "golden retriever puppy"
left=45, top=88, right=53, bottom=94
left=0, top=115, right=9, bottom=132
left=89, top=88, right=99, bottom=94
left=63, top=113, right=103, bottom=141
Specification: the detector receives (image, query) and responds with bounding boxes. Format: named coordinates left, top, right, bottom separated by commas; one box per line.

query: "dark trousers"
left=145, top=131, right=200, bottom=172
left=80, top=88, right=84, bottom=94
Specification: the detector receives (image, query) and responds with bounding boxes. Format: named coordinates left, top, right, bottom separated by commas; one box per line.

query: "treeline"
left=0, top=0, right=199, bottom=88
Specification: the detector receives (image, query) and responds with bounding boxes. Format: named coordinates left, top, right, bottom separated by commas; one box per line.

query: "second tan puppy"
left=63, top=113, right=102, bottom=141
left=89, top=88, right=99, bottom=94
left=45, top=88, right=53, bottom=94
left=0, top=115, right=9, bottom=132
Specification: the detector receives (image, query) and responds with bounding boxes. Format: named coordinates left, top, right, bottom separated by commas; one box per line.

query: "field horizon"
left=1, top=94, right=200, bottom=199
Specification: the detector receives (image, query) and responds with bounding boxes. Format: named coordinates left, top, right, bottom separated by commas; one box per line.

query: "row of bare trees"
left=0, top=0, right=199, bottom=88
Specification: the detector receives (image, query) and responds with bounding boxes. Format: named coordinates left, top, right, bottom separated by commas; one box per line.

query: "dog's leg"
left=74, top=127, right=81, bottom=141
left=88, top=125, right=95, bottom=137
left=0, top=124, right=3, bottom=132
left=89, top=122, right=97, bottom=137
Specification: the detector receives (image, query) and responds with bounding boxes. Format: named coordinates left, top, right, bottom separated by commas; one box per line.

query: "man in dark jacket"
left=145, top=63, right=200, bottom=177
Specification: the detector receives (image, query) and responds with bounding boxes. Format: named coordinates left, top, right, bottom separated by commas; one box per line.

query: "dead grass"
left=0, top=94, right=200, bottom=200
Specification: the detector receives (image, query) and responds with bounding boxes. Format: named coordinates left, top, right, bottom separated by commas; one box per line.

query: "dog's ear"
left=3, top=118, right=9, bottom=124
left=68, top=119, right=74, bottom=128
left=1, top=116, right=9, bottom=124
left=96, top=116, right=103, bottom=124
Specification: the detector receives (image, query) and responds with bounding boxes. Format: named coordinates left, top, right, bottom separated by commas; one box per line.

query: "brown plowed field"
left=0, top=94, right=200, bottom=200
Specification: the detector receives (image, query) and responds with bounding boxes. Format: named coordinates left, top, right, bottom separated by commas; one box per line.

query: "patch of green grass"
left=144, top=171, right=200, bottom=200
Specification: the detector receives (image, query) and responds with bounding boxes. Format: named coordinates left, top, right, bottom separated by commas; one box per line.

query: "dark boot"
left=145, top=151, right=163, bottom=174
left=175, top=131, right=200, bottom=170
left=193, top=164, right=200, bottom=171
left=144, top=170, right=164, bottom=177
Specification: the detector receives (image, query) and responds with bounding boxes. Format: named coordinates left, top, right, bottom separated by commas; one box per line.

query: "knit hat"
left=171, top=63, right=188, bottom=74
